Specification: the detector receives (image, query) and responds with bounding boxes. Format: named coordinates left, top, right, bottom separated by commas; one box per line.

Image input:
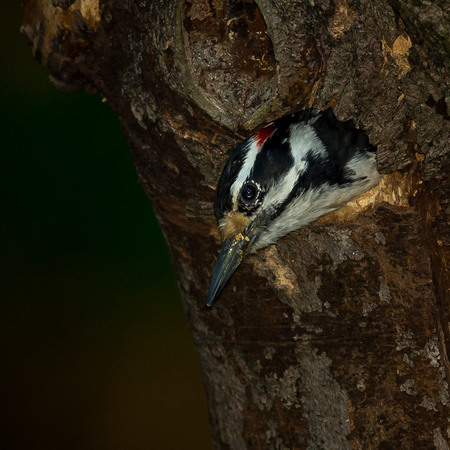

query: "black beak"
left=206, top=233, right=252, bottom=308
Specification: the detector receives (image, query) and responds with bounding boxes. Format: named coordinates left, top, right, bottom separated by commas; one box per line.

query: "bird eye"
left=241, top=183, right=258, bottom=202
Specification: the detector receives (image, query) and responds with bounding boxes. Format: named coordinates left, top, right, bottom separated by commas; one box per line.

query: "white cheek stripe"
left=255, top=152, right=381, bottom=250
left=261, top=165, right=303, bottom=211
left=262, top=124, right=325, bottom=211
left=230, top=138, right=259, bottom=210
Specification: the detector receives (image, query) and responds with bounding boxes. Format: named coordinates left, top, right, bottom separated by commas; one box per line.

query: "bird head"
left=206, top=109, right=379, bottom=307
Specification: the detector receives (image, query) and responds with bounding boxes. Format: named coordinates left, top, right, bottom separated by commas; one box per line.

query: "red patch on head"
left=255, top=124, right=275, bottom=150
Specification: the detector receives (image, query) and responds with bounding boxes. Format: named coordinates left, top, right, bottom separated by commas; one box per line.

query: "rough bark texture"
left=22, top=0, right=449, bottom=448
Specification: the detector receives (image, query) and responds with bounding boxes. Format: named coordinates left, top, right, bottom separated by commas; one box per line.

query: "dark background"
left=1, top=3, right=211, bottom=449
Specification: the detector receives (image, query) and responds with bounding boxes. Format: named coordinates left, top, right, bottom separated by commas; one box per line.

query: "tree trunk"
left=22, top=0, right=449, bottom=447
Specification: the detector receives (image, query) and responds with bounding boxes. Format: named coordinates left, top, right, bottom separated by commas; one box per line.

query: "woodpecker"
left=206, top=108, right=380, bottom=308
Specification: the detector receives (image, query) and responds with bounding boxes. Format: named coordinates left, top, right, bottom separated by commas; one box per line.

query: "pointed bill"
left=206, top=233, right=252, bottom=308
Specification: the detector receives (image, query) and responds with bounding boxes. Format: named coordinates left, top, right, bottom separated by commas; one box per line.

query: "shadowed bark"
left=22, top=0, right=449, bottom=447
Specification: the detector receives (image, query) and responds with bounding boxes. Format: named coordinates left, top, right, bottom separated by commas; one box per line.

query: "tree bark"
left=22, top=0, right=449, bottom=447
